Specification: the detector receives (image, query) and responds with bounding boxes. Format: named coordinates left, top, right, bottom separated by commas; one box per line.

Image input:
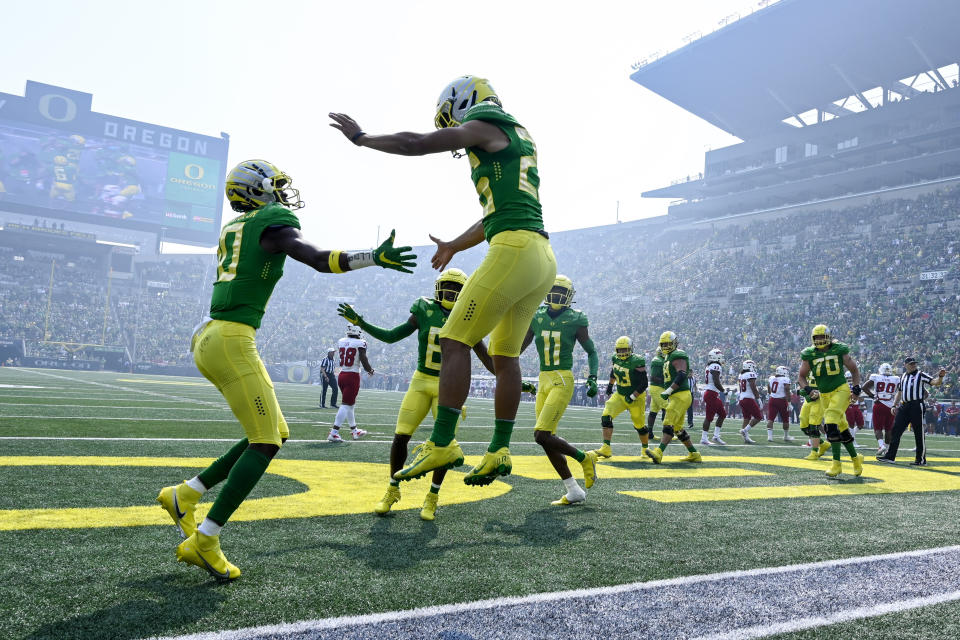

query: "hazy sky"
left=0, top=0, right=750, bottom=251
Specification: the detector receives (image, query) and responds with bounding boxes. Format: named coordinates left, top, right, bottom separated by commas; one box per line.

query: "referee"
left=318, top=348, right=339, bottom=409
left=877, top=357, right=946, bottom=466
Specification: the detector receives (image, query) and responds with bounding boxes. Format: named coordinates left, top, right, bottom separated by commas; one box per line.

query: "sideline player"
left=862, top=362, right=899, bottom=456
left=156, top=160, right=415, bottom=580
left=520, top=275, right=600, bottom=505
left=327, top=325, right=373, bottom=442
left=592, top=337, right=649, bottom=459
left=737, top=360, right=763, bottom=443
left=798, top=324, right=863, bottom=477
left=339, top=269, right=494, bottom=519
left=331, top=76, right=557, bottom=485
left=700, top=348, right=727, bottom=445
left=645, top=331, right=702, bottom=464
left=765, top=366, right=795, bottom=442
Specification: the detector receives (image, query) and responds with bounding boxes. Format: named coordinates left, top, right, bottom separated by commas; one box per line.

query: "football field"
left=2, top=367, right=960, bottom=640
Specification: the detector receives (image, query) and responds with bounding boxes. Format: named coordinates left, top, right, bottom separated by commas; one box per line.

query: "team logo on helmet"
left=708, top=348, right=723, bottom=364
left=225, top=160, right=303, bottom=212
left=546, top=275, right=575, bottom=311
left=434, top=76, right=501, bottom=130
left=659, top=331, right=678, bottom=355
left=742, top=359, right=756, bottom=373
left=346, top=325, right=362, bottom=338
left=615, top=336, right=632, bottom=360
left=435, top=268, right=468, bottom=310
left=811, top=324, right=831, bottom=350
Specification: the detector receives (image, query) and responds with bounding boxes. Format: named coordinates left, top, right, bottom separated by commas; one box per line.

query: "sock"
left=743, top=425, right=751, bottom=432
left=198, top=438, right=249, bottom=489
left=429, top=482, right=441, bottom=494
left=658, top=442, right=666, bottom=452
left=767, top=428, right=774, bottom=439
left=429, top=405, right=461, bottom=447
left=878, top=438, right=885, bottom=447
left=850, top=426, right=859, bottom=438
left=347, top=405, right=357, bottom=427
left=205, top=448, right=271, bottom=527
left=197, top=518, right=222, bottom=537
left=562, top=477, right=582, bottom=496
left=573, top=449, right=586, bottom=462
left=390, top=479, right=400, bottom=487
left=186, top=477, right=207, bottom=494
left=489, top=419, right=514, bottom=452
left=647, top=412, right=656, bottom=430
left=686, top=443, right=698, bottom=453
left=843, top=440, right=858, bottom=457
left=603, top=439, right=611, bottom=446
left=334, top=405, right=348, bottom=427
left=714, top=426, right=722, bottom=437
left=832, top=442, right=841, bottom=460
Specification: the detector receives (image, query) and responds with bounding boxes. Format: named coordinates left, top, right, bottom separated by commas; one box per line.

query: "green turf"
left=2, top=367, right=960, bottom=639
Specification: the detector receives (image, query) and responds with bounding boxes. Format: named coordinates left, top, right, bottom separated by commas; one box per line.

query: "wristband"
left=346, top=250, right=376, bottom=269
left=662, top=387, right=674, bottom=397
left=328, top=250, right=344, bottom=274
left=350, top=131, right=366, bottom=144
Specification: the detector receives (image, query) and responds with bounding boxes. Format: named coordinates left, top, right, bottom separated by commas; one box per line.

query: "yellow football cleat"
left=818, top=441, right=832, bottom=456
left=393, top=440, right=465, bottom=481
left=682, top=451, right=703, bottom=463
left=804, top=450, right=822, bottom=461
left=551, top=493, right=585, bottom=506
left=581, top=451, right=598, bottom=489
left=157, top=483, right=202, bottom=539
left=374, top=485, right=401, bottom=515
left=420, top=492, right=438, bottom=521
left=826, top=460, right=843, bottom=477
left=852, top=453, right=864, bottom=477
left=645, top=447, right=663, bottom=464
left=594, top=443, right=612, bottom=459
left=176, top=532, right=240, bottom=581
left=464, top=447, right=512, bottom=486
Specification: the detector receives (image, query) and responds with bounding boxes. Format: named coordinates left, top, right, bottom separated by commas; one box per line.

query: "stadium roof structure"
left=630, top=0, right=960, bottom=139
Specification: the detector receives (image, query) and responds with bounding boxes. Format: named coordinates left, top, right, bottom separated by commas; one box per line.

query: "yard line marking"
left=11, top=369, right=223, bottom=407
left=0, top=416, right=313, bottom=423
left=0, top=403, right=232, bottom=411
left=146, top=544, right=960, bottom=640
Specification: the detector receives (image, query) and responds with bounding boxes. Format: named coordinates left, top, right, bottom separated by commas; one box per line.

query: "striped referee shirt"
left=319, top=356, right=336, bottom=374
left=899, top=369, right=933, bottom=402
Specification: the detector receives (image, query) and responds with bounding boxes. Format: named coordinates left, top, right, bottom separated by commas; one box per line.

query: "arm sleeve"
left=356, top=318, right=416, bottom=344
left=581, top=337, right=599, bottom=377
left=635, top=369, right=648, bottom=394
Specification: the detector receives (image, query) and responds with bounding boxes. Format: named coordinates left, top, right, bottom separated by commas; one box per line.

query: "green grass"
left=2, top=367, right=960, bottom=639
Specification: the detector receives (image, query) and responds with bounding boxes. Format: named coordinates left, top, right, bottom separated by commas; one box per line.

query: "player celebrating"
left=798, top=324, right=863, bottom=477
left=700, top=348, right=727, bottom=445
left=737, top=360, right=763, bottom=443
left=520, top=275, right=600, bottom=505
left=328, top=325, right=373, bottom=442
left=156, top=160, right=415, bottom=580
left=862, top=362, right=899, bottom=456
left=765, top=366, right=795, bottom=442
left=331, top=76, right=557, bottom=486
left=591, top=337, right=648, bottom=458
left=645, top=331, right=702, bottom=464
left=338, top=269, right=495, bottom=520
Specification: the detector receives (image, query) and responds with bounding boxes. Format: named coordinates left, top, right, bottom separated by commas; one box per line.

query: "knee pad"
left=824, top=423, right=841, bottom=442
left=635, top=427, right=649, bottom=437
left=675, top=429, right=689, bottom=442
left=839, top=427, right=854, bottom=444
left=601, top=415, right=614, bottom=429
left=662, top=425, right=676, bottom=437
left=801, top=426, right=821, bottom=439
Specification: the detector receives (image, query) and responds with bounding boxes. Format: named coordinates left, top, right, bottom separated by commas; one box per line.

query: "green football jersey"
left=663, top=350, right=690, bottom=392
left=530, top=306, right=588, bottom=372
left=461, top=103, right=544, bottom=242
left=411, top=297, right=447, bottom=377
left=800, top=342, right=851, bottom=393
left=209, top=203, right=301, bottom=329
left=649, top=354, right=665, bottom=387
left=611, top=353, right=647, bottom=397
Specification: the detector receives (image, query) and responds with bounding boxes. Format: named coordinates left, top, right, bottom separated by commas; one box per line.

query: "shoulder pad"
left=462, top=103, right=519, bottom=127
left=257, top=203, right=301, bottom=229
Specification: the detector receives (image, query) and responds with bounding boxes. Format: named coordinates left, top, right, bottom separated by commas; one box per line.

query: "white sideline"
left=12, top=369, right=222, bottom=407
left=147, top=545, right=960, bottom=640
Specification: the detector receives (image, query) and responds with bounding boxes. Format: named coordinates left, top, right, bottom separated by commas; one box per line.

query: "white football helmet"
left=707, top=348, right=723, bottom=364
left=346, top=325, right=362, bottom=338
left=879, top=362, right=893, bottom=375
left=845, top=370, right=853, bottom=381
left=776, top=366, right=789, bottom=378
left=742, top=360, right=756, bottom=373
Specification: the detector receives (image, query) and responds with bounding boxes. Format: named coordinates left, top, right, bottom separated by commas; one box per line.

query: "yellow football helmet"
left=435, top=268, right=468, bottom=310
left=225, top=160, right=304, bottom=212
left=659, top=331, right=678, bottom=355
left=53, top=155, right=68, bottom=166
left=546, top=275, right=575, bottom=311
left=812, top=324, right=831, bottom=349
left=615, top=336, right=632, bottom=360
left=434, top=76, right=500, bottom=129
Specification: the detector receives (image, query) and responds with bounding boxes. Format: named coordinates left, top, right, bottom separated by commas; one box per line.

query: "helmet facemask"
left=546, top=279, right=574, bottom=312
left=435, top=281, right=463, bottom=310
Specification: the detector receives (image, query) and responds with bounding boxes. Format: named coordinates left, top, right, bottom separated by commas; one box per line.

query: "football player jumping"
left=645, top=331, right=703, bottom=464
left=798, top=324, right=863, bottom=477
left=591, top=336, right=649, bottom=460
left=157, top=160, right=415, bottom=581
left=519, top=275, right=600, bottom=505
left=331, top=76, right=557, bottom=486
left=337, top=268, right=495, bottom=520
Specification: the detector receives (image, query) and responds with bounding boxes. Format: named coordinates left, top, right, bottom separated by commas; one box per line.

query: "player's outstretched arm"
left=430, top=221, right=484, bottom=271
left=329, top=113, right=508, bottom=156
left=472, top=341, right=496, bottom=375
left=931, top=368, right=948, bottom=387
left=338, top=304, right=418, bottom=344
left=575, top=326, right=600, bottom=380
left=261, top=227, right=416, bottom=274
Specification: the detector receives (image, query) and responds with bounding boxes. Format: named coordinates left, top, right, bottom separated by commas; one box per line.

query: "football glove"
left=521, top=381, right=537, bottom=395
left=337, top=303, right=362, bottom=325
left=586, top=375, right=598, bottom=398
left=660, top=391, right=671, bottom=401
left=606, top=382, right=614, bottom=396
left=851, top=384, right=861, bottom=396
left=373, top=229, right=416, bottom=274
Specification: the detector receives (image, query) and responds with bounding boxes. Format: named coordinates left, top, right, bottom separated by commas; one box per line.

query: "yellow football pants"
left=534, top=370, right=575, bottom=434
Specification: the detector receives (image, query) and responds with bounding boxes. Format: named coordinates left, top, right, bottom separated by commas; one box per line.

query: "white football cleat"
left=351, top=428, right=367, bottom=440
left=700, top=437, right=711, bottom=446
left=784, top=435, right=796, bottom=442
left=740, top=428, right=756, bottom=444
left=711, top=435, right=727, bottom=445
left=327, top=429, right=344, bottom=443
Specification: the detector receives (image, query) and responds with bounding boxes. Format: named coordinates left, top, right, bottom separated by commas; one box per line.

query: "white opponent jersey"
left=738, top=371, right=758, bottom=400
left=703, top=363, right=724, bottom=394
left=768, top=375, right=791, bottom=399
left=336, top=336, right=367, bottom=373
left=869, top=373, right=900, bottom=408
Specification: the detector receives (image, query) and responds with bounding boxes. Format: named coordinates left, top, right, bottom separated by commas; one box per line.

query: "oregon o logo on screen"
left=166, top=152, right=220, bottom=206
